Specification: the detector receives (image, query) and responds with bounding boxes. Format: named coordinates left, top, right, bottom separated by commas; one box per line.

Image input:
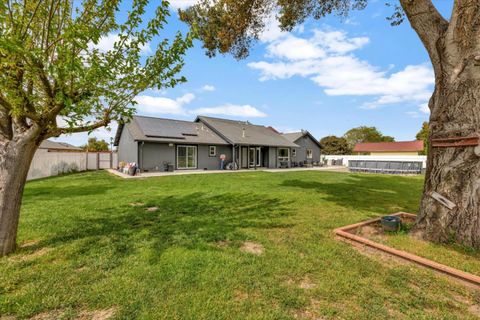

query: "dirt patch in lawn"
left=20, top=240, right=40, bottom=248
left=129, top=202, right=144, bottom=207
left=240, top=241, right=264, bottom=255
left=292, top=299, right=325, bottom=320
left=299, top=276, right=316, bottom=289
left=146, top=207, right=158, bottom=212
left=77, top=307, right=116, bottom=320
left=11, top=247, right=52, bottom=262
left=29, top=309, right=65, bottom=320
left=214, top=240, right=231, bottom=248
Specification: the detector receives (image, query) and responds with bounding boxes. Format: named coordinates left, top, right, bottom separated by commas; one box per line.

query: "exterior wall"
left=267, top=147, right=277, bottom=168
left=140, top=142, right=175, bottom=171
left=369, top=151, right=420, bottom=156
left=293, top=135, right=321, bottom=163
left=323, top=155, right=428, bottom=169
left=140, top=143, right=232, bottom=171
left=118, top=126, right=138, bottom=164
left=198, top=145, right=232, bottom=170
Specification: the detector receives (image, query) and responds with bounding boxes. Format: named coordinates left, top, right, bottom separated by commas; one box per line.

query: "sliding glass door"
left=177, top=145, right=197, bottom=169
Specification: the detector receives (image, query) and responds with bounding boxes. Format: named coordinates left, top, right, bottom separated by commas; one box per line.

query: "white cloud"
left=192, top=104, right=267, bottom=118
left=201, top=84, right=216, bottom=92
left=90, top=33, right=152, bottom=55
left=419, top=103, right=430, bottom=114
left=249, top=27, right=434, bottom=109
left=169, top=0, right=198, bottom=9
left=134, top=93, right=195, bottom=115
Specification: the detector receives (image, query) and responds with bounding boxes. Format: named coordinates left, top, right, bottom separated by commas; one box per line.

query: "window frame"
left=209, top=145, right=217, bottom=157
left=306, top=148, right=313, bottom=159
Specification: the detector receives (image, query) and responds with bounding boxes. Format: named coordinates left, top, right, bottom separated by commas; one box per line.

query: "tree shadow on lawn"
left=39, top=192, right=294, bottom=268
left=281, top=174, right=423, bottom=215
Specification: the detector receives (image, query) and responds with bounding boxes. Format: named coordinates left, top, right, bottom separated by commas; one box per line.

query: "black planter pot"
left=381, top=216, right=401, bottom=232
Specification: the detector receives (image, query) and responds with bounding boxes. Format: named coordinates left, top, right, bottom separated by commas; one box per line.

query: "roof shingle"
left=353, top=140, right=424, bottom=152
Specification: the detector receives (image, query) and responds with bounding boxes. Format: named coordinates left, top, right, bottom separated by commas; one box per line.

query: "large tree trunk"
left=0, top=138, right=38, bottom=256
left=415, top=76, right=480, bottom=247
left=399, top=0, right=480, bottom=248
left=412, top=2, right=480, bottom=247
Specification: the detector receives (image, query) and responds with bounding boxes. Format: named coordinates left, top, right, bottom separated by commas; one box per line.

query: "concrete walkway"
left=107, top=166, right=347, bottom=179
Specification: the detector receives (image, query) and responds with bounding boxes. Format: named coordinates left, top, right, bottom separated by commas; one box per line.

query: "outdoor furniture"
left=279, top=161, right=289, bottom=168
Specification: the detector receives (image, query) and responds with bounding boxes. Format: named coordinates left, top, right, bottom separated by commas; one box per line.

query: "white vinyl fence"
left=323, top=155, right=427, bottom=169
left=27, top=150, right=118, bottom=181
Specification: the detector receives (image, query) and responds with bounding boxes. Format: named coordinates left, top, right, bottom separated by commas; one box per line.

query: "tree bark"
left=401, top=0, right=480, bottom=247
left=0, top=137, right=38, bottom=256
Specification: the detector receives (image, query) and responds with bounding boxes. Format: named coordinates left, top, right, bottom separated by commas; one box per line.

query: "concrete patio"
left=107, top=166, right=347, bottom=179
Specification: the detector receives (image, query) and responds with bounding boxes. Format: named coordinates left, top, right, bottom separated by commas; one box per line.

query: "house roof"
left=353, top=140, right=424, bottom=153
left=39, top=140, right=83, bottom=151
left=282, top=131, right=322, bottom=148
left=196, top=116, right=299, bottom=147
left=114, top=115, right=229, bottom=146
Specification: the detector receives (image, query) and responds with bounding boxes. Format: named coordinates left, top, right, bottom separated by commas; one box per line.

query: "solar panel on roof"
left=136, top=117, right=198, bottom=139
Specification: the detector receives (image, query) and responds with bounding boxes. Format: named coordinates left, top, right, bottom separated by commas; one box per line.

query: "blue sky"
left=55, top=0, right=453, bottom=146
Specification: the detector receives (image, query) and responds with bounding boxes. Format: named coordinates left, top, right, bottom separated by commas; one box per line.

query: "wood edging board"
left=334, top=212, right=480, bottom=286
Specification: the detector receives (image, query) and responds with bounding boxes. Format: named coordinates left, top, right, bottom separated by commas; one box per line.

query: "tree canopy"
left=416, top=121, right=429, bottom=155
left=319, top=135, right=351, bottom=155
left=81, top=137, right=109, bottom=152
left=0, top=0, right=192, bottom=142
left=343, top=126, right=395, bottom=150
left=180, top=0, right=368, bottom=59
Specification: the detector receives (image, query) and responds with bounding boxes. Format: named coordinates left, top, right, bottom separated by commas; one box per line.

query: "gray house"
left=114, top=115, right=321, bottom=171
left=282, top=131, right=322, bottom=165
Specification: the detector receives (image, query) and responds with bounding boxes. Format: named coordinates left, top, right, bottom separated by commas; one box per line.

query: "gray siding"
left=268, top=147, right=277, bottom=168
left=140, top=142, right=175, bottom=171
left=140, top=143, right=232, bottom=171
left=118, top=126, right=138, bottom=164
left=292, top=135, right=321, bottom=163
left=198, top=145, right=232, bottom=170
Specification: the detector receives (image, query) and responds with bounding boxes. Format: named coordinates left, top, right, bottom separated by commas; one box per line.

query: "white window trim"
left=306, top=149, right=313, bottom=159
left=278, top=148, right=290, bottom=162
left=292, top=149, right=297, bottom=157
left=177, top=145, right=197, bottom=169
left=209, top=145, right=216, bottom=157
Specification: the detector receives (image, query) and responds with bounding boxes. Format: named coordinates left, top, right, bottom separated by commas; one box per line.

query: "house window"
left=278, top=148, right=290, bottom=162
left=209, top=146, right=216, bottom=157
left=292, top=149, right=297, bottom=157
left=306, top=149, right=313, bottom=159
left=177, top=145, right=197, bottom=169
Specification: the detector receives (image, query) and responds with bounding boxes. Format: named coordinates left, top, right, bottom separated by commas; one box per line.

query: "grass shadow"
left=40, top=192, right=294, bottom=268
left=281, top=174, right=423, bottom=214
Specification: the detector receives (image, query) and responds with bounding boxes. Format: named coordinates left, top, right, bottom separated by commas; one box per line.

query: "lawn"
left=1, top=170, right=479, bottom=319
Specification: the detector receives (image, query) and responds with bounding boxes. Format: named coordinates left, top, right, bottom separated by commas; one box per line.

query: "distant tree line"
left=81, top=138, right=110, bottom=152
left=319, top=123, right=429, bottom=155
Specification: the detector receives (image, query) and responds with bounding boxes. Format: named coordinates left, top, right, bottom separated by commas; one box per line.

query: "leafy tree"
left=82, top=137, right=110, bottom=152
left=319, top=135, right=351, bottom=155
left=416, top=122, right=429, bottom=155
left=0, top=0, right=192, bottom=255
left=180, top=1, right=480, bottom=248
left=343, top=126, right=395, bottom=150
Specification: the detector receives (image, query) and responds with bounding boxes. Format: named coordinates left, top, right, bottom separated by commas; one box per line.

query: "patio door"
left=249, top=147, right=262, bottom=167
left=177, top=145, right=197, bottom=169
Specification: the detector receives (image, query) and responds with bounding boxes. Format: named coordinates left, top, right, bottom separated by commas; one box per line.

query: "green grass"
left=1, top=170, right=479, bottom=319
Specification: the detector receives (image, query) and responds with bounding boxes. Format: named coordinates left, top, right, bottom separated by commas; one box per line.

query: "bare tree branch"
left=399, top=0, right=449, bottom=73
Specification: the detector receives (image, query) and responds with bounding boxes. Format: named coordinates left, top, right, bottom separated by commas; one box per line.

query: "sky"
left=54, top=0, right=454, bottom=147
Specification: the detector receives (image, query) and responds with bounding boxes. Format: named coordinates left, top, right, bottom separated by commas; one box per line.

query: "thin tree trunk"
left=0, top=138, right=38, bottom=256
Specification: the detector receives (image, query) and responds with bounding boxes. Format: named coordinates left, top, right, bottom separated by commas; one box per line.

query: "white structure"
left=323, top=155, right=427, bottom=169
